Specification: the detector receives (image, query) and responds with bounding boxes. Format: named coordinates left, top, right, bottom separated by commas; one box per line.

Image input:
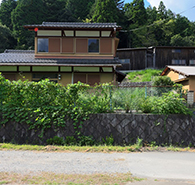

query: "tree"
left=66, top=0, right=95, bottom=21
left=42, top=0, right=76, bottom=22
left=0, top=0, right=17, bottom=30
left=11, top=0, right=46, bottom=49
left=92, top=0, right=120, bottom=23
left=124, top=0, right=147, bottom=26
left=157, top=1, right=167, bottom=20
left=173, top=15, right=191, bottom=37
left=0, top=23, right=17, bottom=53
left=170, top=34, right=195, bottom=46
left=146, top=6, right=157, bottom=24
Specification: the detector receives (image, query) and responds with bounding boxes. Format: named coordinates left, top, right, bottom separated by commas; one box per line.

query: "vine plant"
left=0, top=73, right=113, bottom=138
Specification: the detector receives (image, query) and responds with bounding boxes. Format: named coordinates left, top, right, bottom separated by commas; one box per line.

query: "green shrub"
left=140, top=92, right=192, bottom=115
left=64, top=136, right=77, bottom=146
left=46, top=136, right=65, bottom=145
left=112, top=88, right=144, bottom=113
left=77, top=135, right=95, bottom=146
left=0, top=74, right=114, bottom=137
left=140, top=97, right=154, bottom=113
left=102, top=135, right=114, bottom=146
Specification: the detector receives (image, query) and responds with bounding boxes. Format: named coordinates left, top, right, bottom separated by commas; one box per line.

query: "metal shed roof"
left=162, top=66, right=195, bottom=76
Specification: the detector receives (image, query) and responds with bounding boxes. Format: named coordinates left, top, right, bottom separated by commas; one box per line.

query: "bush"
left=112, top=88, right=144, bottom=113
left=102, top=135, right=114, bottom=146
left=152, top=76, right=174, bottom=86
left=64, top=136, right=77, bottom=146
left=152, top=76, right=175, bottom=96
left=46, top=136, right=65, bottom=145
left=140, top=92, right=192, bottom=115
left=0, top=74, right=114, bottom=137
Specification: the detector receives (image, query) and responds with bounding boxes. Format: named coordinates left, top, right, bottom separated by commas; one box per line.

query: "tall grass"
left=127, top=69, right=162, bottom=82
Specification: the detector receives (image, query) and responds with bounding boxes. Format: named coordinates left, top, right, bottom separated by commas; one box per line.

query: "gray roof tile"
left=24, top=22, right=121, bottom=29
left=0, top=50, right=120, bottom=66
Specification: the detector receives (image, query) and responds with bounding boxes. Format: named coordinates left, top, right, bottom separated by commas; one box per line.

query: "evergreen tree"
left=43, top=0, right=76, bottom=22
left=146, top=6, right=157, bottom=24
left=157, top=1, right=167, bottom=20
left=0, top=0, right=17, bottom=30
left=124, top=0, right=147, bottom=26
left=11, top=0, right=46, bottom=49
left=92, top=0, right=120, bottom=23
left=0, top=23, right=17, bottom=52
left=174, top=15, right=191, bottom=37
left=66, top=0, right=95, bottom=21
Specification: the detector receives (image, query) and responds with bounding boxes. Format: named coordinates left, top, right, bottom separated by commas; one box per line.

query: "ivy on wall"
left=0, top=73, right=113, bottom=138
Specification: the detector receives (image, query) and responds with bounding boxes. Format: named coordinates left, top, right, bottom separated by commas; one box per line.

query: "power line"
left=121, top=5, right=195, bottom=33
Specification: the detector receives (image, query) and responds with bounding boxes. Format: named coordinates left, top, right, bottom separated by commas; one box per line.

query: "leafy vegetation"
left=127, top=69, right=162, bottom=82
left=112, top=87, right=144, bottom=113
left=0, top=0, right=195, bottom=50
left=0, top=73, right=113, bottom=138
left=0, top=143, right=194, bottom=153
left=140, top=92, right=192, bottom=115
left=0, top=73, right=192, bottom=147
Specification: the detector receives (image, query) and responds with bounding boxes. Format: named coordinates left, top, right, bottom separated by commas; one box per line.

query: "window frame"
left=88, top=38, right=99, bottom=53
left=37, top=38, right=49, bottom=53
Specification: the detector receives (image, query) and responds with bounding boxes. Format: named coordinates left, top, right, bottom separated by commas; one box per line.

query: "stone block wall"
left=0, top=113, right=195, bottom=146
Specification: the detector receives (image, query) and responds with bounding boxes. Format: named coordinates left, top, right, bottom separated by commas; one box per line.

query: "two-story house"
left=0, top=22, right=125, bottom=85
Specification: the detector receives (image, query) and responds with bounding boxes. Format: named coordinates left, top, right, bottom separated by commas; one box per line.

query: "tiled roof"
left=0, top=50, right=120, bottom=66
left=24, top=22, right=121, bottom=30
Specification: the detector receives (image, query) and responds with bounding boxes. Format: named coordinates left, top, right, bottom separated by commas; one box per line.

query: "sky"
left=0, top=0, right=194, bottom=22
left=124, top=0, right=195, bottom=22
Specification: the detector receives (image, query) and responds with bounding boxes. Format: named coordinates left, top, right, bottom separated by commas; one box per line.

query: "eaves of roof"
left=24, top=22, right=122, bottom=31
left=162, top=65, right=195, bottom=77
left=0, top=50, right=121, bottom=66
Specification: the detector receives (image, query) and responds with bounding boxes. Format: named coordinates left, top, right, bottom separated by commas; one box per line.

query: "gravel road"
left=1, top=150, right=195, bottom=181
left=0, top=150, right=130, bottom=174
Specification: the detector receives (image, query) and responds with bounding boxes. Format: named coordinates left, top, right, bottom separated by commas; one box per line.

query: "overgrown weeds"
left=0, top=172, right=143, bottom=185
left=127, top=69, right=162, bottom=82
left=0, top=143, right=195, bottom=153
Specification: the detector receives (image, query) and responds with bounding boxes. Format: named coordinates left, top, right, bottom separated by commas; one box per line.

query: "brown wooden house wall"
left=116, top=49, right=146, bottom=70
left=62, top=38, right=74, bottom=53
left=117, top=47, right=195, bottom=70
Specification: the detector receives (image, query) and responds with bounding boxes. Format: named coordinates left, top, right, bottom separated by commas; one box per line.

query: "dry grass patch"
left=0, top=172, right=143, bottom=185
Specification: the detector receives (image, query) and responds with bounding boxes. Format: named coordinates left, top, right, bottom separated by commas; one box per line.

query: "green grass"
left=127, top=69, right=162, bottom=82
left=0, top=143, right=194, bottom=153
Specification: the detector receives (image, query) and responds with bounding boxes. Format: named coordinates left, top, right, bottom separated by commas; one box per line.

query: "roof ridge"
left=4, top=49, right=35, bottom=53
left=42, top=22, right=117, bottom=25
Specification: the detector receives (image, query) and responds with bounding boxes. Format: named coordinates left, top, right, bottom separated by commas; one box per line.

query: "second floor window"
left=38, top=38, right=48, bottom=52
left=88, top=39, right=99, bottom=53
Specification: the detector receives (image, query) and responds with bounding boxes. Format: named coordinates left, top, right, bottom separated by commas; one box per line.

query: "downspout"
left=72, top=72, right=74, bottom=84
left=113, top=65, right=117, bottom=86
left=153, top=47, right=156, bottom=68
left=71, top=67, right=74, bottom=84
left=145, top=49, right=147, bottom=69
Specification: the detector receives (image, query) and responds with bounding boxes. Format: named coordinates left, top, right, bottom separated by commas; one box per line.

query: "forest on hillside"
left=0, top=0, right=195, bottom=53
